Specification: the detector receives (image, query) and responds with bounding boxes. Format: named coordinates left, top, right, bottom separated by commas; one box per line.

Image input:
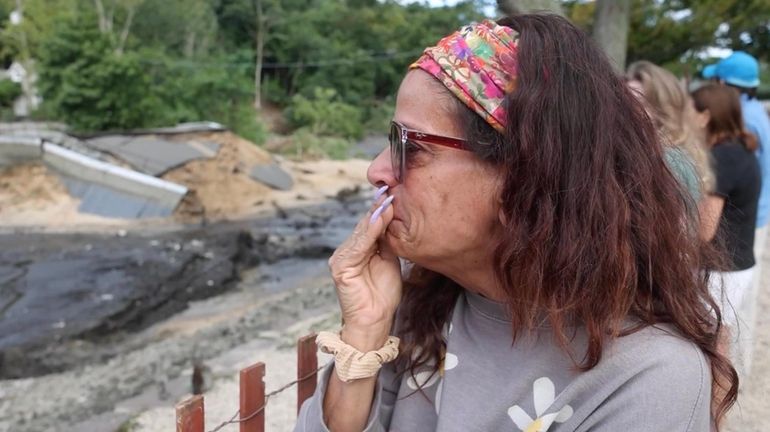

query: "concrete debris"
left=249, top=162, right=294, bottom=191
left=85, top=135, right=221, bottom=176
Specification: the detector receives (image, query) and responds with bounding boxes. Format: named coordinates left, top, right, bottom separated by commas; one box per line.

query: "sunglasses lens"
left=389, top=123, right=402, bottom=182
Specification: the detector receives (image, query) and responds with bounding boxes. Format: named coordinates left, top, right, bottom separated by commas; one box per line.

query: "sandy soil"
left=0, top=163, right=117, bottom=228
left=161, top=131, right=274, bottom=219
left=162, top=130, right=371, bottom=222
left=0, top=131, right=372, bottom=230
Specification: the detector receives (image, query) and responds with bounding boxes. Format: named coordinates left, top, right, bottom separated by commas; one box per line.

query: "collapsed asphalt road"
left=0, top=187, right=367, bottom=379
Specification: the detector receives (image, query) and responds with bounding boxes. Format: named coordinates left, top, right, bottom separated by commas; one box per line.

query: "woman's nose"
left=367, top=147, right=397, bottom=188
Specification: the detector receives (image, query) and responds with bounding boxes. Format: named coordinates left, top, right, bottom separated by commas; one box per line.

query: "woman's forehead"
left=394, top=71, right=463, bottom=137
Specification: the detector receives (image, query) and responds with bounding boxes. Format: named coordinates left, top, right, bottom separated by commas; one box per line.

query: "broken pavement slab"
left=85, top=135, right=221, bottom=176
left=0, top=135, right=42, bottom=166
left=249, top=162, right=294, bottom=191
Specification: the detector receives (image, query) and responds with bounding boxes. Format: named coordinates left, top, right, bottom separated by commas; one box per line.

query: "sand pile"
left=0, top=163, right=69, bottom=209
left=0, top=130, right=372, bottom=229
left=163, top=131, right=372, bottom=221
left=0, top=163, right=112, bottom=227
left=161, top=131, right=275, bottom=220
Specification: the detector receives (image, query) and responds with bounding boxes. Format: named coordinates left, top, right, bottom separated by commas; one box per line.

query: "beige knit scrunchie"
left=316, top=330, right=400, bottom=382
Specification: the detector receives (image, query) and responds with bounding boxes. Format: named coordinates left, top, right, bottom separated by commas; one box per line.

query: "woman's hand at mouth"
left=328, top=185, right=401, bottom=350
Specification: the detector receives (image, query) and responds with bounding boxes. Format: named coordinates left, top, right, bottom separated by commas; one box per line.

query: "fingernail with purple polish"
left=369, top=195, right=394, bottom=224
left=373, top=185, right=389, bottom=201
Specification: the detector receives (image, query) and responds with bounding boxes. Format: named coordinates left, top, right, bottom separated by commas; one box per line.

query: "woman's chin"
left=383, top=223, right=407, bottom=251
left=385, top=219, right=409, bottom=241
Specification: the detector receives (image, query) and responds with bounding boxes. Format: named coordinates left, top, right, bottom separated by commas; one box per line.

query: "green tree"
left=129, top=0, right=218, bottom=58
left=92, top=0, right=145, bottom=54
left=497, top=0, right=563, bottom=16
left=0, top=0, right=78, bottom=60
left=148, top=49, right=266, bottom=143
left=285, top=87, right=363, bottom=139
left=566, top=0, right=770, bottom=69
left=0, top=79, right=20, bottom=105
left=37, top=15, right=161, bottom=130
left=717, top=0, right=770, bottom=61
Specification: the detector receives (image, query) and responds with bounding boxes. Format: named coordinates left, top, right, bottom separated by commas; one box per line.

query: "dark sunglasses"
left=389, top=121, right=470, bottom=183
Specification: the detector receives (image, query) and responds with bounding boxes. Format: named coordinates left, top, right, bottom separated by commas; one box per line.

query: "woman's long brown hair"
left=692, top=83, right=758, bottom=151
left=395, top=14, right=737, bottom=426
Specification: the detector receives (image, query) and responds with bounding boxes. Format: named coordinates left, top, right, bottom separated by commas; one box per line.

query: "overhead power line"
left=139, top=49, right=427, bottom=70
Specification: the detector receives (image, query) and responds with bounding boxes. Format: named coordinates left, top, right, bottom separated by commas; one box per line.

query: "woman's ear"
left=497, top=196, right=509, bottom=227
left=493, top=173, right=508, bottom=227
left=498, top=208, right=508, bottom=227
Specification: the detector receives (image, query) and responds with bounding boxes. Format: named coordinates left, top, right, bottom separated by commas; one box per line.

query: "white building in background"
left=4, top=8, right=41, bottom=118
left=8, top=61, right=25, bottom=83
left=9, top=9, right=20, bottom=25
left=0, top=60, right=42, bottom=118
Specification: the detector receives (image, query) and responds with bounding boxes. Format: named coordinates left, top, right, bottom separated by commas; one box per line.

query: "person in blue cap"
left=703, top=52, right=770, bottom=251
left=703, top=51, right=770, bottom=378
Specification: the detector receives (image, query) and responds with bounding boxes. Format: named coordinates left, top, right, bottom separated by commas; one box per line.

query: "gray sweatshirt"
left=296, top=290, right=712, bottom=431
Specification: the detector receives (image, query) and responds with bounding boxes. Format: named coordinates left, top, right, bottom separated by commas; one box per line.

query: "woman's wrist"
left=340, top=323, right=392, bottom=352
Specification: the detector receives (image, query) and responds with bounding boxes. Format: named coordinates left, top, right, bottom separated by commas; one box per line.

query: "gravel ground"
left=724, top=245, right=770, bottom=432
left=0, top=257, right=340, bottom=432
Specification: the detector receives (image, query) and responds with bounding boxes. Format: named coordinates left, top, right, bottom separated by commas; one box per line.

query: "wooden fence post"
left=240, top=362, right=266, bottom=432
left=297, top=332, right=318, bottom=413
left=176, top=394, right=204, bottom=432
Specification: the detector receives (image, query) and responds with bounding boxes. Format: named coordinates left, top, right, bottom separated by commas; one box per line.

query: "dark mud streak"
left=0, top=265, right=27, bottom=318
left=0, top=194, right=367, bottom=379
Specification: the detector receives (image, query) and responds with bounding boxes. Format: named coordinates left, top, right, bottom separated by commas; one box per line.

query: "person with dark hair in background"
left=692, top=83, right=761, bottom=381
left=703, top=52, right=770, bottom=246
left=296, top=14, right=738, bottom=432
left=703, top=51, right=770, bottom=378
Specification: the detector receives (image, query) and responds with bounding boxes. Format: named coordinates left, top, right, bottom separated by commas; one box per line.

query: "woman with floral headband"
left=296, top=14, right=737, bottom=432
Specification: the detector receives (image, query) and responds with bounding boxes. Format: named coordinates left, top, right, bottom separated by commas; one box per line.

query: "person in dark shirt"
left=691, top=83, right=760, bottom=378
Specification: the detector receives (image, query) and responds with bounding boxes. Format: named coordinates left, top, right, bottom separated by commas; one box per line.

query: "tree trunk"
left=94, top=0, right=108, bottom=32
left=105, top=0, right=114, bottom=33
left=184, top=30, right=196, bottom=58
left=254, top=0, right=265, bottom=110
left=115, top=4, right=136, bottom=55
left=592, top=0, right=631, bottom=72
left=497, top=0, right=563, bottom=16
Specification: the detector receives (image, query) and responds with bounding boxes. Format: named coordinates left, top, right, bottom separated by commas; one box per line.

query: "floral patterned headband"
left=410, top=20, right=520, bottom=133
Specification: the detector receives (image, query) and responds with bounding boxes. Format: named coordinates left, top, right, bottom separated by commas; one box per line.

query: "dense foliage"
left=565, top=0, right=770, bottom=75
left=0, top=0, right=765, bottom=147
left=0, top=0, right=482, bottom=141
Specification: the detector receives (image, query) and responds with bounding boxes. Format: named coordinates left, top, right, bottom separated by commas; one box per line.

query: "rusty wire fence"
left=176, top=333, right=318, bottom=432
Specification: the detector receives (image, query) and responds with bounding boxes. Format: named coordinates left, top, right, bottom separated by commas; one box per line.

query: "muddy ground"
left=0, top=188, right=368, bottom=431
left=0, top=189, right=367, bottom=379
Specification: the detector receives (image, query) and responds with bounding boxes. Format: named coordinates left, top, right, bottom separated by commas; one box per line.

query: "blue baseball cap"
left=702, top=51, right=760, bottom=88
